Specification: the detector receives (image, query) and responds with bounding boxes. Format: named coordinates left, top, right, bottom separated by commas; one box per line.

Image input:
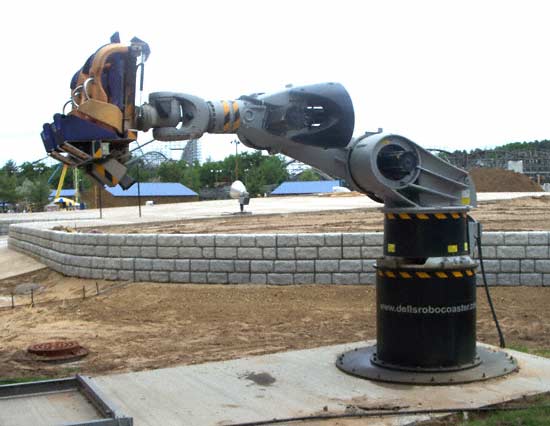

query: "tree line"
left=0, top=151, right=292, bottom=212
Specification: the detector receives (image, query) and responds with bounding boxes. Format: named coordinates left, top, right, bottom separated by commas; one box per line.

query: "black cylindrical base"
left=376, top=266, right=477, bottom=370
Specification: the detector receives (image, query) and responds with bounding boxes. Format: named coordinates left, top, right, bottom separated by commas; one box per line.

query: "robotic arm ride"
left=41, top=35, right=516, bottom=385
left=41, top=35, right=475, bottom=211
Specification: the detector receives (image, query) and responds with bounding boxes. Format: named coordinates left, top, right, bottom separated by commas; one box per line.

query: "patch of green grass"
left=508, top=344, right=550, bottom=358
left=0, top=376, right=50, bottom=386
left=461, top=405, right=550, bottom=426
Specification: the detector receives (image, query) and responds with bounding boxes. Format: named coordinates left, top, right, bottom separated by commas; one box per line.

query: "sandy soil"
left=0, top=269, right=548, bottom=380
left=98, top=196, right=550, bottom=234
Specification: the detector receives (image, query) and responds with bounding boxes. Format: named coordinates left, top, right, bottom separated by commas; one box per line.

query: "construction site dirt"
left=0, top=269, right=549, bottom=381
left=1, top=195, right=550, bottom=381
left=100, top=195, right=550, bottom=235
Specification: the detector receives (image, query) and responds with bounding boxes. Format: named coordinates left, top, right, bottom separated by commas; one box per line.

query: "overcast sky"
left=2, top=0, right=549, bottom=165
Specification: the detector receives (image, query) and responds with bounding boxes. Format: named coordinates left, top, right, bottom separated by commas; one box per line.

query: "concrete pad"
left=0, top=238, right=46, bottom=280
left=94, top=341, right=550, bottom=426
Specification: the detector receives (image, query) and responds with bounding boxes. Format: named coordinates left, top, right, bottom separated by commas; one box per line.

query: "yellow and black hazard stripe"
left=222, top=101, right=231, bottom=132
left=232, top=101, right=240, bottom=131
left=91, top=143, right=119, bottom=186
left=386, top=212, right=467, bottom=220
left=377, top=269, right=476, bottom=279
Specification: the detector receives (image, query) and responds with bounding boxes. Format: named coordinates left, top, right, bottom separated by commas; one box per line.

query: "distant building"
left=82, top=182, right=198, bottom=208
left=49, top=189, right=76, bottom=199
left=181, top=139, right=201, bottom=165
left=271, top=180, right=342, bottom=196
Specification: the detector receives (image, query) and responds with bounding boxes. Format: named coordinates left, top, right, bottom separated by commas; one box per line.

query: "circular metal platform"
left=336, top=344, right=518, bottom=385
left=27, top=340, right=88, bottom=362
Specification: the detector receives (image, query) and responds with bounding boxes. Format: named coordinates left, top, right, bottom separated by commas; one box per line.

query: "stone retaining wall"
left=7, top=225, right=550, bottom=286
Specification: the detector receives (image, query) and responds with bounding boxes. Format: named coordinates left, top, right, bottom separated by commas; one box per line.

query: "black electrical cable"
left=476, top=222, right=506, bottom=348
left=227, top=404, right=550, bottom=426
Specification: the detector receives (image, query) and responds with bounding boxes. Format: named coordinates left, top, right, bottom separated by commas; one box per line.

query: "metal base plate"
left=336, top=344, right=518, bottom=385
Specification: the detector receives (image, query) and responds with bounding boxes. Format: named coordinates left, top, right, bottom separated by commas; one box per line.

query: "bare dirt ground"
left=99, top=196, right=550, bottom=234
left=0, top=269, right=549, bottom=381
left=1, top=196, right=549, bottom=383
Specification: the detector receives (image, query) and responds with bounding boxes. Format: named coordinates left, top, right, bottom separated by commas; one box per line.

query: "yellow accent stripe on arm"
left=416, top=213, right=429, bottom=220
left=386, top=271, right=396, bottom=278
left=399, top=271, right=412, bottom=279
left=222, top=101, right=230, bottom=132
left=232, top=101, right=240, bottom=130
left=416, top=272, right=430, bottom=279
left=387, top=213, right=396, bottom=220
left=398, top=213, right=411, bottom=220
left=435, top=272, right=448, bottom=278
left=452, top=271, right=464, bottom=278
left=435, top=213, right=447, bottom=219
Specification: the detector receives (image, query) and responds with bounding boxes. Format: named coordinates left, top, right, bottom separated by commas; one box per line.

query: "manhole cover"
left=27, top=341, right=88, bottom=362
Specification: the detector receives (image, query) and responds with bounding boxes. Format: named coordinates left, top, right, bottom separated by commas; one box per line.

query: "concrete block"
left=263, top=248, right=277, bottom=259
left=179, top=247, right=203, bottom=258
left=175, top=259, right=191, bottom=271
left=210, top=260, right=235, bottom=272
left=497, top=273, right=521, bottom=286
left=296, top=260, right=315, bottom=273
left=152, top=259, right=175, bottom=271
left=526, top=246, right=548, bottom=259
left=104, top=258, right=121, bottom=270
left=190, top=272, right=207, bottom=284
left=480, top=259, right=500, bottom=273
left=103, top=269, right=119, bottom=280
left=228, top=273, right=251, bottom=284
left=297, top=234, right=324, bottom=247
left=208, top=272, right=228, bottom=284
left=158, top=247, right=180, bottom=258
left=267, top=274, right=293, bottom=285
left=234, top=260, right=250, bottom=273
left=190, top=259, right=209, bottom=272
left=215, top=234, right=241, bottom=247
left=316, top=259, right=338, bottom=273
left=521, top=259, right=535, bottom=273
left=91, top=268, right=104, bottom=280
left=134, top=258, right=152, bottom=271
left=202, top=247, right=215, bottom=258
left=108, top=246, right=121, bottom=257
left=331, top=273, right=358, bottom=284
left=476, top=273, right=497, bottom=286
left=141, top=246, right=157, bottom=258
left=240, top=235, right=256, bottom=247
left=315, top=273, right=332, bottom=284
left=520, top=273, right=542, bottom=286
left=170, top=272, right=190, bottom=283
left=504, top=232, right=529, bottom=245
left=158, top=234, right=194, bottom=246
left=92, top=257, right=106, bottom=269
left=480, top=246, right=496, bottom=258
left=118, top=270, right=135, bottom=281
left=496, top=246, right=525, bottom=259
left=294, top=274, right=315, bottom=284
left=342, top=233, right=364, bottom=246
left=215, top=247, right=237, bottom=259
left=250, top=274, right=267, bottom=284
left=318, top=247, right=341, bottom=259
left=364, top=233, right=384, bottom=246
left=250, top=260, right=274, bottom=273
left=362, top=259, right=376, bottom=272
left=125, top=234, right=157, bottom=246
left=151, top=271, right=170, bottom=282
left=500, top=260, right=520, bottom=273
left=120, top=258, right=135, bottom=270
left=277, top=234, right=298, bottom=247
left=256, top=234, right=276, bottom=247
left=274, top=261, right=297, bottom=273
left=120, top=246, right=140, bottom=258
left=543, top=274, right=550, bottom=286
left=343, top=247, right=361, bottom=259
left=107, top=234, right=125, bottom=245
left=339, top=260, right=362, bottom=272
left=361, top=246, right=383, bottom=258
left=360, top=272, right=376, bottom=285
left=195, top=235, right=215, bottom=246
left=237, top=247, right=263, bottom=259
left=325, top=233, right=342, bottom=246
left=528, top=232, right=549, bottom=245
left=535, top=260, right=550, bottom=273
left=295, top=247, right=318, bottom=259
left=482, top=232, right=504, bottom=245
left=277, top=248, right=296, bottom=259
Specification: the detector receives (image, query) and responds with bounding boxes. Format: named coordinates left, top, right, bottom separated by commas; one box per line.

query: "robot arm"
left=41, top=35, right=475, bottom=210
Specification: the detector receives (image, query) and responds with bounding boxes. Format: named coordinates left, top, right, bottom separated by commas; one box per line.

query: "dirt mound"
left=470, top=167, right=543, bottom=192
